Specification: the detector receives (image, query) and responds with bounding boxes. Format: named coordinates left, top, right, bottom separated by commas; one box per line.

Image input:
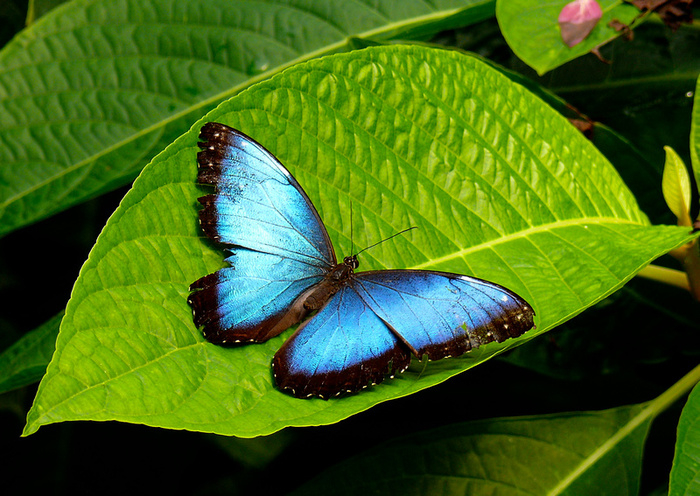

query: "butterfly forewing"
left=189, top=123, right=336, bottom=343
left=196, top=122, right=336, bottom=266
left=353, top=270, right=535, bottom=360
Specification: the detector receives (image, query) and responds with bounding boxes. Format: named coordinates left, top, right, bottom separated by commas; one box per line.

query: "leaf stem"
left=647, top=362, right=700, bottom=418
left=636, top=264, right=690, bottom=291
left=681, top=240, right=700, bottom=300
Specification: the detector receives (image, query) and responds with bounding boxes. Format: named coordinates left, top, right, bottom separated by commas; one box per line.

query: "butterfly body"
left=189, top=122, right=535, bottom=399
left=301, top=256, right=358, bottom=312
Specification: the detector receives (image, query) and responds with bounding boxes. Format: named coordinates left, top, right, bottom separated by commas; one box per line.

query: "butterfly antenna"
left=355, top=226, right=418, bottom=257
left=350, top=203, right=355, bottom=255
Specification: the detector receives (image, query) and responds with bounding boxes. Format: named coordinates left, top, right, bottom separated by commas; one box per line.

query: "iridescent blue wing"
left=189, top=123, right=336, bottom=343
left=354, top=270, right=534, bottom=359
left=195, top=122, right=335, bottom=265
left=189, top=249, right=325, bottom=343
left=272, top=270, right=534, bottom=398
left=272, top=285, right=413, bottom=399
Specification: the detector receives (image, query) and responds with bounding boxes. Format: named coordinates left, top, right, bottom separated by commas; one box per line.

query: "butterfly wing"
left=272, top=284, right=412, bottom=398
left=189, top=249, right=325, bottom=343
left=354, top=270, right=535, bottom=359
left=195, top=122, right=335, bottom=265
left=189, top=123, right=336, bottom=343
left=272, top=270, right=534, bottom=398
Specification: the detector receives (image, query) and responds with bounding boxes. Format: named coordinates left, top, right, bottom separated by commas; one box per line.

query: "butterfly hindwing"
left=189, top=249, right=325, bottom=343
left=354, top=270, right=534, bottom=360
left=272, top=285, right=413, bottom=398
left=190, top=123, right=336, bottom=343
left=271, top=270, right=533, bottom=398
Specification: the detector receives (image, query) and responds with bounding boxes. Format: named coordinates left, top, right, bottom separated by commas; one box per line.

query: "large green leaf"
left=670, top=381, right=700, bottom=496
left=24, top=45, right=697, bottom=437
left=497, top=0, right=641, bottom=75
left=0, top=0, right=494, bottom=237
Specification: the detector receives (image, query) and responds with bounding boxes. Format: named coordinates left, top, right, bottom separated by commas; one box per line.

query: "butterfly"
left=188, top=122, right=535, bottom=399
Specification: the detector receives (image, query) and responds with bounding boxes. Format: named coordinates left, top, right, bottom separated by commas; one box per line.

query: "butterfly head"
left=343, top=255, right=359, bottom=270
left=327, top=255, right=358, bottom=283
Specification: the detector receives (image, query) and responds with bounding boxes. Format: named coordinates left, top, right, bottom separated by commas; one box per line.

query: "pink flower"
left=558, top=0, right=603, bottom=47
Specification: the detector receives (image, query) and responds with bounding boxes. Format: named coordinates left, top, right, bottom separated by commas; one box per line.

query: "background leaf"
left=669, top=382, right=700, bottom=496
left=23, top=45, right=697, bottom=437
left=496, top=0, right=640, bottom=75
left=0, top=0, right=494, bottom=237
left=292, top=405, right=652, bottom=496
left=292, top=364, right=700, bottom=496
left=26, top=0, right=70, bottom=24
left=0, top=312, right=61, bottom=394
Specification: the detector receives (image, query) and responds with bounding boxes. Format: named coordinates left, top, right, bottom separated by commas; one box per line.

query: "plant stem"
left=637, top=264, right=690, bottom=291
left=682, top=240, right=700, bottom=300
left=647, top=362, right=700, bottom=418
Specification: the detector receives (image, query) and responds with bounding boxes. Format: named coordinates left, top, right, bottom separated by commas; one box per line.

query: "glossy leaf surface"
left=24, top=45, right=697, bottom=437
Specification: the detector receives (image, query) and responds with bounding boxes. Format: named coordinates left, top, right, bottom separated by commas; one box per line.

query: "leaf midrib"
left=411, top=217, right=644, bottom=269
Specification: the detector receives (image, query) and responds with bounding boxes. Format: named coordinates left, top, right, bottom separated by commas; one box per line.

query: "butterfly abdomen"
left=302, top=260, right=357, bottom=311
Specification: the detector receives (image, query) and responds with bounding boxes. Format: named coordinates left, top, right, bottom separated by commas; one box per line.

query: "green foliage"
left=670, top=381, right=700, bottom=496
left=0, top=0, right=492, bottom=237
left=0, top=312, right=61, bottom=394
left=546, top=19, right=700, bottom=178
left=496, top=0, right=639, bottom=75
left=295, top=406, right=652, bottom=496
left=662, top=146, right=692, bottom=226
left=692, top=77, right=700, bottom=195
left=295, top=365, right=700, bottom=496
left=1, top=1, right=700, bottom=494
left=23, top=45, right=696, bottom=437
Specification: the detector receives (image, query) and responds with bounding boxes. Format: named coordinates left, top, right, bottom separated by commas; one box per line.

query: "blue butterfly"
left=189, top=122, right=535, bottom=399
